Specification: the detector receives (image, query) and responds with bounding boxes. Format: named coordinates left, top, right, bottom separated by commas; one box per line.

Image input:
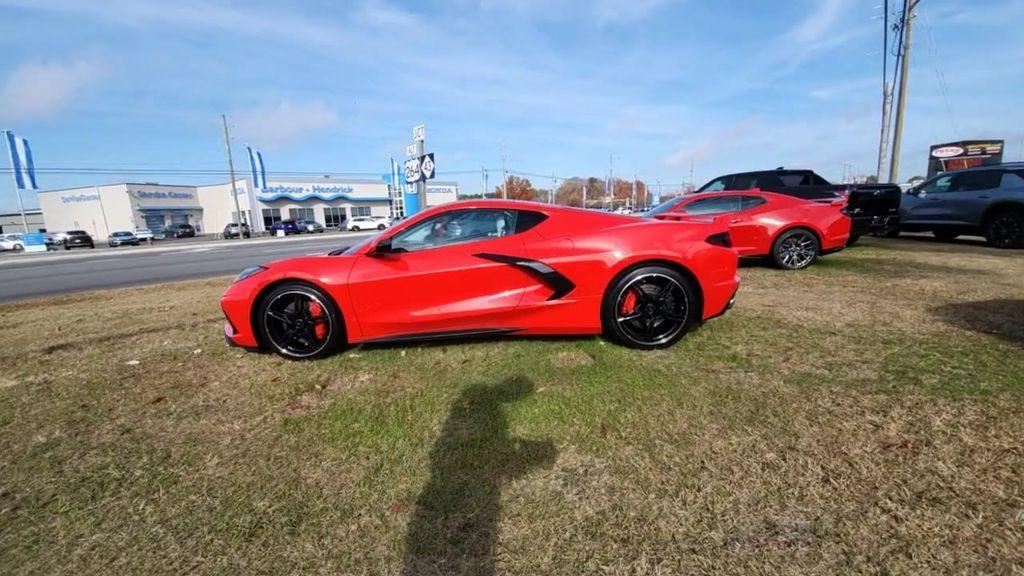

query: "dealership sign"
left=135, top=190, right=194, bottom=200
left=931, top=146, right=964, bottom=159
left=61, top=193, right=100, bottom=203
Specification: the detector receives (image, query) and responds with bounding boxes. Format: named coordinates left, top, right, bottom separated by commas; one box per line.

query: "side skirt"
left=361, top=328, right=520, bottom=345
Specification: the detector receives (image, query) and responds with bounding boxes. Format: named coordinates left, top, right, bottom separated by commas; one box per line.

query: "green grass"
left=1, top=237, right=1023, bottom=574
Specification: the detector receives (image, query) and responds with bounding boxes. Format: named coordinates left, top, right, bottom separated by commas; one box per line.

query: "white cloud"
left=232, top=101, right=340, bottom=149
left=0, top=58, right=106, bottom=121
left=786, top=0, right=850, bottom=44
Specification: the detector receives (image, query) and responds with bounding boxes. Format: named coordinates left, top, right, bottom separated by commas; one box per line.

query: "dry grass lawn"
left=1, top=236, right=1022, bottom=575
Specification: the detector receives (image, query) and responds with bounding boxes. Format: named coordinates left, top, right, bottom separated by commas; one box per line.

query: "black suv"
left=64, top=230, right=95, bottom=250
left=165, top=223, right=196, bottom=238
left=896, top=163, right=1024, bottom=248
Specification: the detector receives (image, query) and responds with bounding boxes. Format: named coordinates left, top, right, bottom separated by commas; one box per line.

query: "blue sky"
left=1, top=0, right=1023, bottom=211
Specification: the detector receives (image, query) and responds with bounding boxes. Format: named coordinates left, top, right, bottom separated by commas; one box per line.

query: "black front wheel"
left=771, top=228, right=819, bottom=270
left=984, top=211, right=1023, bottom=249
left=255, top=282, right=344, bottom=359
left=602, top=265, right=698, bottom=350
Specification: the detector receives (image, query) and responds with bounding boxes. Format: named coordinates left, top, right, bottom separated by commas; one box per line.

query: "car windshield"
left=643, top=197, right=685, bottom=218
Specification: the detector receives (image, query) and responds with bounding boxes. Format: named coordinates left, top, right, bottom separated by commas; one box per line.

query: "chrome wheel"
left=614, top=273, right=690, bottom=346
left=263, top=290, right=333, bottom=358
left=776, top=232, right=817, bottom=269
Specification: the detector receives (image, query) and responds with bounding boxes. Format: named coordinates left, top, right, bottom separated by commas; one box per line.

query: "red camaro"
left=222, top=200, right=739, bottom=359
left=648, top=190, right=851, bottom=270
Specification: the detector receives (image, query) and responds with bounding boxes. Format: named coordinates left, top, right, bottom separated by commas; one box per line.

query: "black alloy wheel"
left=984, top=211, right=1023, bottom=249
left=602, top=266, right=697, bottom=350
left=256, top=283, right=342, bottom=359
left=771, top=229, right=819, bottom=270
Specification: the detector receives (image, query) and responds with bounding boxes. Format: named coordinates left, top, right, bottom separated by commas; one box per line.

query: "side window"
left=514, top=210, right=547, bottom=233
left=391, top=209, right=517, bottom=252
left=682, top=196, right=742, bottom=215
left=1001, top=171, right=1024, bottom=188
left=699, top=177, right=729, bottom=192
left=920, top=174, right=955, bottom=194
left=952, top=170, right=1002, bottom=192
left=778, top=173, right=810, bottom=187
left=739, top=196, right=767, bottom=210
left=729, top=175, right=756, bottom=190
left=810, top=173, right=830, bottom=186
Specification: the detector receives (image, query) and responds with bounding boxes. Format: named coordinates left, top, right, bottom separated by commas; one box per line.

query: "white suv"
left=347, top=217, right=387, bottom=231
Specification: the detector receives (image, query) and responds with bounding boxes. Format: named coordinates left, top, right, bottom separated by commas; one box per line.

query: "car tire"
left=879, top=226, right=901, bottom=238
left=377, top=224, right=386, bottom=230
left=64, top=245, right=70, bottom=251
left=601, top=265, right=699, bottom=350
left=89, top=244, right=95, bottom=249
left=984, top=210, right=1024, bottom=249
left=254, top=282, right=344, bottom=359
left=933, top=230, right=959, bottom=242
left=846, top=234, right=861, bottom=246
left=771, top=228, right=819, bottom=270
left=351, top=226, right=360, bottom=232
left=13, top=244, right=23, bottom=252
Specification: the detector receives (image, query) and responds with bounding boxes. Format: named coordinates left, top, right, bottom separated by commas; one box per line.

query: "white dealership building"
left=37, top=177, right=459, bottom=239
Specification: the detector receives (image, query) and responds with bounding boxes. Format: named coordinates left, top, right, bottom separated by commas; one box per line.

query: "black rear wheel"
left=602, top=265, right=698, bottom=350
left=255, top=282, right=344, bottom=359
left=771, top=228, right=819, bottom=270
left=984, top=211, right=1023, bottom=249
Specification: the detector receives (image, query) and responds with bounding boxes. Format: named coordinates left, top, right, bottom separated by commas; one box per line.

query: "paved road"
left=0, top=233, right=371, bottom=302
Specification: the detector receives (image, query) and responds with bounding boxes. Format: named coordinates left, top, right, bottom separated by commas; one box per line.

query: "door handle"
left=729, top=218, right=744, bottom=223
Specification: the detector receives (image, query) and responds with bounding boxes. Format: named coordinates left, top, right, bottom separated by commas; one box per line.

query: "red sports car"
left=221, top=200, right=740, bottom=359
left=648, top=190, right=851, bottom=270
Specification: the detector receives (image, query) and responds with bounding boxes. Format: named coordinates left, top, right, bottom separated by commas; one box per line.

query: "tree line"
left=460, top=176, right=670, bottom=208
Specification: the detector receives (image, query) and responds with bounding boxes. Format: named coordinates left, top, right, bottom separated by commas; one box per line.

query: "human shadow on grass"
left=402, top=376, right=556, bottom=576
left=932, top=299, right=1024, bottom=346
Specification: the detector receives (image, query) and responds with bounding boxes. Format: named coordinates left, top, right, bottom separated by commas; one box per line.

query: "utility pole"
left=501, top=143, right=508, bottom=199
left=414, top=126, right=426, bottom=211
left=689, top=159, right=695, bottom=192
left=481, top=166, right=488, bottom=197
left=221, top=115, right=243, bottom=239
left=876, top=0, right=893, bottom=181
left=582, top=179, right=588, bottom=208
left=888, top=0, right=918, bottom=184
left=550, top=172, right=556, bottom=204
left=608, top=153, right=615, bottom=208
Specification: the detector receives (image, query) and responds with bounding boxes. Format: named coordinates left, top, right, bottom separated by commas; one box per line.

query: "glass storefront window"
left=289, top=208, right=315, bottom=221
left=324, top=206, right=346, bottom=228
left=262, top=209, right=281, bottom=228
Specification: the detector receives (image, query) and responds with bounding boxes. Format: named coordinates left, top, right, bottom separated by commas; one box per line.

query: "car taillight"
left=705, top=231, right=732, bottom=248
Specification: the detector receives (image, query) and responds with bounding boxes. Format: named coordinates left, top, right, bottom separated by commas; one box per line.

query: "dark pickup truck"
left=695, top=169, right=901, bottom=240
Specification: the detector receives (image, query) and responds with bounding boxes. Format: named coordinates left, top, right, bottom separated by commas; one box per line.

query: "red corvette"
left=221, top=200, right=739, bottom=359
left=648, top=190, right=851, bottom=269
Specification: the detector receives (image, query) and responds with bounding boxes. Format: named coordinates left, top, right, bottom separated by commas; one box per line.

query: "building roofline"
left=36, top=182, right=199, bottom=194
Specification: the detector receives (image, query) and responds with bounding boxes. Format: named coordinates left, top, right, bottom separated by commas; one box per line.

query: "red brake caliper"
left=308, top=301, right=327, bottom=340
left=620, top=290, right=638, bottom=316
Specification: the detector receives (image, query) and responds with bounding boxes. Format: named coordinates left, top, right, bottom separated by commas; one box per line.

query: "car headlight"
left=234, top=265, right=267, bottom=283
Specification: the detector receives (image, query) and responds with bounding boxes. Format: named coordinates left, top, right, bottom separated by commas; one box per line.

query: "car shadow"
left=931, top=299, right=1024, bottom=347
left=402, top=376, right=556, bottom=576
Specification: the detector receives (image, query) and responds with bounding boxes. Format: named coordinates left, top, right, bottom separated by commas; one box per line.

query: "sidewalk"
left=0, top=230, right=378, bottom=266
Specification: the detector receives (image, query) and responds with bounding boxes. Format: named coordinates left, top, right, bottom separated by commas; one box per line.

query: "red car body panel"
left=221, top=200, right=740, bottom=349
left=653, top=190, right=850, bottom=257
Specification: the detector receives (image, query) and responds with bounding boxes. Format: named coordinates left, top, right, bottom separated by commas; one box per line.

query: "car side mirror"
left=371, top=237, right=394, bottom=256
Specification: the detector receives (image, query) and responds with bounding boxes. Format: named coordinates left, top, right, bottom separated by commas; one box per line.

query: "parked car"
left=64, top=230, right=95, bottom=249
left=165, top=223, right=196, bottom=238
left=371, top=215, right=392, bottom=227
left=0, top=234, right=24, bottom=252
left=108, top=231, right=140, bottom=247
left=223, top=222, right=251, bottom=239
left=50, top=231, right=69, bottom=245
left=298, top=220, right=325, bottom=233
left=44, top=233, right=61, bottom=250
left=892, top=163, right=1024, bottom=248
left=694, top=168, right=901, bottom=242
left=221, top=200, right=739, bottom=359
left=648, top=190, right=850, bottom=270
left=267, top=220, right=303, bottom=235
left=134, top=228, right=155, bottom=241
left=347, top=216, right=387, bottom=231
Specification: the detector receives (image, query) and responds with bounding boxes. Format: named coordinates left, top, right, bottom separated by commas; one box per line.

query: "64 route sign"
left=404, top=153, right=435, bottom=183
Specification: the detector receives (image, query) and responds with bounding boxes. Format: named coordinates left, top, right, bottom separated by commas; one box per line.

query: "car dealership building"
left=37, top=177, right=459, bottom=239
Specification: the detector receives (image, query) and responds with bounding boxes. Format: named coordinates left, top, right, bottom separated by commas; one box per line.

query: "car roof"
left=951, top=162, right=1024, bottom=173
left=675, top=189, right=794, bottom=203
